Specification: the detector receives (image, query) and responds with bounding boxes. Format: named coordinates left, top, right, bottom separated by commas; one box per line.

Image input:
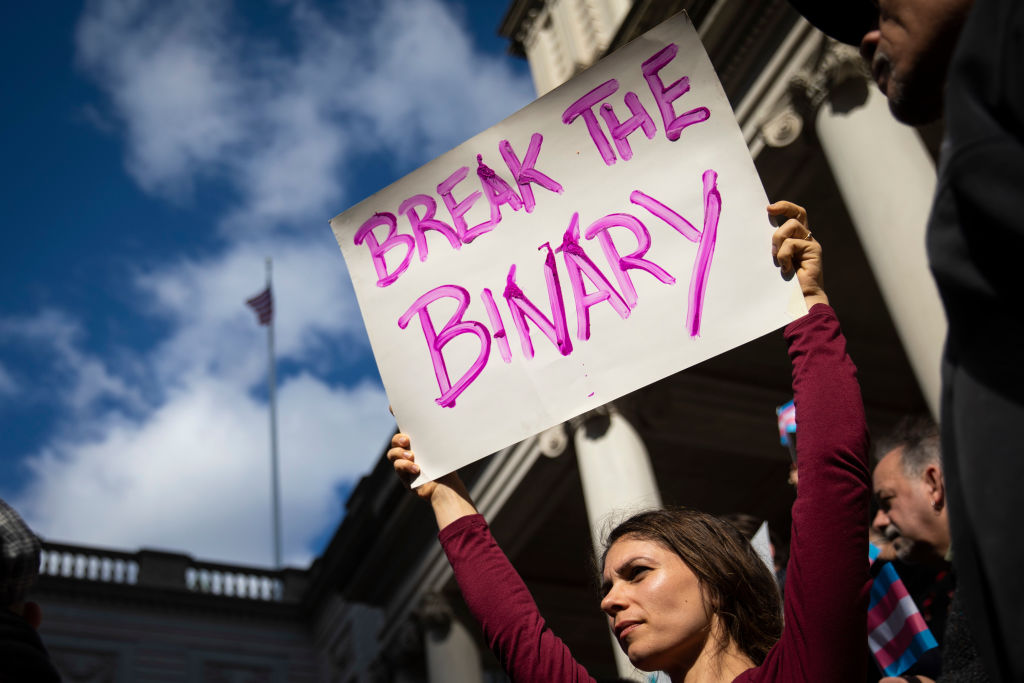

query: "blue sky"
left=0, top=0, right=534, bottom=567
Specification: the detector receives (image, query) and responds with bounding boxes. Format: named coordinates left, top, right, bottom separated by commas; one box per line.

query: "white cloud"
left=276, top=373, right=393, bottom=563
left=0, top=310, right=144, bottom=415
left=312, top=0, right=536, bottom=160
left=16, top=372, right=392, bottom=567
left=133, top=236, right=363, bottom=389
left=76, top=0, right=535, bottom=233
left=6, top=0, right=533, bottom=567
left=75, top=0, right=248, bottom=200
left=8, top=235, right=383, bottom=566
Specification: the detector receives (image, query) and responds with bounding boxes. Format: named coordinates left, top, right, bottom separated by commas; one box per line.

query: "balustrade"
left=39, top=542, right=289, bottom=602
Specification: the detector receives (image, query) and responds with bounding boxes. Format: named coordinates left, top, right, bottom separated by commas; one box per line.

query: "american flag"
left=246, top=287, right=273, bottom=326
left=868, top=543, right=939, bottom=676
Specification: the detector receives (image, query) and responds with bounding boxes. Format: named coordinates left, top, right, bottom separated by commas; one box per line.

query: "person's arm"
left=389, top=434, right=597, bottom=683
left=768, top=200, right=827, bottom=309
left=388, top=433, right=477, bottom=531
left=745, top=203, right=871, bottom=682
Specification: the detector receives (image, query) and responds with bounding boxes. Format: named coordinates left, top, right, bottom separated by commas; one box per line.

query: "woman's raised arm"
left=388, top=432, right=597, bottom=682
left=387, top=432, right=477, bottom=531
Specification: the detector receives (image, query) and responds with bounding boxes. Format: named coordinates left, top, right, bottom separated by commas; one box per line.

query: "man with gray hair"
left=873, top=419, right=950, bottom=567
left=1, top=498, right=61, bottom=681
left=873, top=419, right=985, bottom=683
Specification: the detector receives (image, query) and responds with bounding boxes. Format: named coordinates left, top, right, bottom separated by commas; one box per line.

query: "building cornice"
left=498, top=0, right=547, bottom=57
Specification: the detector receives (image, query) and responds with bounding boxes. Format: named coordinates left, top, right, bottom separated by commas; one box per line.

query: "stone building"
left=29, top=1, right=943, bottom=681
left=34, top=542, right=317, bottom=681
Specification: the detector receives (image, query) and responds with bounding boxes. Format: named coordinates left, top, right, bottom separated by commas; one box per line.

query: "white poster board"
left=330, top=12, right=805, bottom=484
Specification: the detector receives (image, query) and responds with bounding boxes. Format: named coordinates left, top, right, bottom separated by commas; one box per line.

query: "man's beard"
left=874, top=47, right=948, bottom=126
left=884, top=523, right=921, bottom=563
left=886, top=77, right=945, bottom=125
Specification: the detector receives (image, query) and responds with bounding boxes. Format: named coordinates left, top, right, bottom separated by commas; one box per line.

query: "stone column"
left=573, top=404, right=662, bottom=682
left=787, top=42, right=946, bottom=417
left=419, top=593, right=484, bottom=683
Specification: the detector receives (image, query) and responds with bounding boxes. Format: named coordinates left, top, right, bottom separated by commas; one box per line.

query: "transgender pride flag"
left=776, top=400, right=796, bottom=446
left=868, top=543, right=939, bottom=676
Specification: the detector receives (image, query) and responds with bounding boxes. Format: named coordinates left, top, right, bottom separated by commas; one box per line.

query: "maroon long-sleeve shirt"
left=440, top=304, right=871, bottom=682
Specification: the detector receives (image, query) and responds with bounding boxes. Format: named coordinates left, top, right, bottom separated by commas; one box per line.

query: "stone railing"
left=185, top=563, right=282, bottom=601
left=40, top=543, right=140, bottom=585
left=39, top=542, right=308, bottom=603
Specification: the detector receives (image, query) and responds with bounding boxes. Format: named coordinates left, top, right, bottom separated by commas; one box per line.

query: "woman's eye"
left=630, top=566, right=650, bottom=580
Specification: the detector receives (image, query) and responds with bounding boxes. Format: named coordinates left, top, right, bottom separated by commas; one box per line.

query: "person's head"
left=1, top=498, right=43, bottom=629
left=789, top=0, right=975, bottom=124
left=872, top=418, right=950, bottom=564
left=599, top=508, right=782, bottom=676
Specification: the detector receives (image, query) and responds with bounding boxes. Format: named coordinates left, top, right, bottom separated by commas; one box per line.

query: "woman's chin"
left=625, top=647, right=658, bottom=673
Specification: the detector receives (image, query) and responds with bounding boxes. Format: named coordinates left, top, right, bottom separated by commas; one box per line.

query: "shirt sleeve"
left=439, top=514, right=598, bottom=683
left=740, top=304, right=872, bottom=682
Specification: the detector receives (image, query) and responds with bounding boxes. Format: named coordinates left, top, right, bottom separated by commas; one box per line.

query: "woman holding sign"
left=389, top=201, right=870, bottom=683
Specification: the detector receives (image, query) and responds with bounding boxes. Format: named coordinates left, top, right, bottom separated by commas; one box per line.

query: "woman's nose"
left=600, top=583, right=626, bottom=615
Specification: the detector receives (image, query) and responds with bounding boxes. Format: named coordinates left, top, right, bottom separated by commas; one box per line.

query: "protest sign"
left=329, top=12, right=805, bottom=484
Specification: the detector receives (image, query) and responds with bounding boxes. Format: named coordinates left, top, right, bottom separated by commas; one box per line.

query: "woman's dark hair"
left=719, top=513, right=789, bottom=571
left=601, top=507, right=783, bottom=665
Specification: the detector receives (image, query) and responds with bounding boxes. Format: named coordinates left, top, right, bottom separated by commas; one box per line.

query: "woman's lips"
left=615, top=621, right=641, bottom=640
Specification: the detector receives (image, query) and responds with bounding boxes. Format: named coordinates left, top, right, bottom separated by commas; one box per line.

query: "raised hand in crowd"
left=768, top=200, right=827, bottom=309
left=388, top=432, right=476, bottom=531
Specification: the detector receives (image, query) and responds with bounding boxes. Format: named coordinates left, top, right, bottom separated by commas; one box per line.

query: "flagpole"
left=265, top=257, right=282, bottom=569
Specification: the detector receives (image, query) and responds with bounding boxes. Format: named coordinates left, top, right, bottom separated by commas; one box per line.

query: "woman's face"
left=600, top=536, right=712, bottom=673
